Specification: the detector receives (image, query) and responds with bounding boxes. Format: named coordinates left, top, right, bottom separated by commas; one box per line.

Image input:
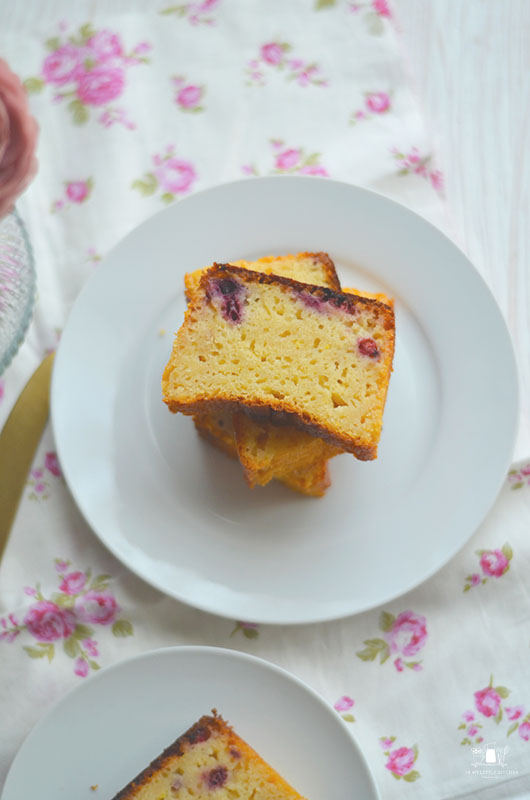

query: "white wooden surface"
left=395, top=0, right=530, bottom=462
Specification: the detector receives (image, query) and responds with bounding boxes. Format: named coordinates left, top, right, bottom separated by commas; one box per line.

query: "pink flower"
left=386, top=611, right=428, bottom=657
left=59, top=571, right=86, bottom=595
left=468, top=725, right=479, bottom=736
left=519, top=721, right=530, bottom=741
left=0, top=59, right=39, bottom=219
left=176, top=85, right=202, bottom=109
left=469, top=573, right=481, bottom=586
left=476, top=736, right=484, bottom=743
left=275, top=149, right=301, bottom=170
left=34, top=482, right=46, bottom=493
left=24, top=600, right=76, bottom=642
left=373, top=0, right=391, bottom=17
left=261, top=43, right=284, bottom=66
left=44, top=451, right=62, bottom=476
left=365, top=92, right=390, bottom=113
left=334, top=696, right=354, bottom=712
left=24, top=586, right=37, bottom=596
left=154, top=157, right=196, bottom=195
left=0, top=379, right=5, bottom=402
left=474, top=686, right=502, bottom=718
left=55, top=559, right=69, bottom=572
left=83, top=638, right=99, bottom=657
left=133, top=42, right=151, bottom=55
left=380, top=737, right=394, bottom=749
left=480, top=550, right=509, bottom=578
left=74, top=657, right=89, bottom=677
left=462, top=710, right=475, bottom=722
left=65, top=180, right=90, bottom=203
left=76, top=66, right=125, bottom=106
left=394, top=657, right=404, bottom=672
left=31, top=468, right=43, bottom=479
left=86, top=30, right=123, bottom=63
left=42, top=44, right=81, bottom=86
left=521, top=465, right=530, bottom=476
left=299, top=164, right=328, bottom=177
left=385, top=746, right=415, bottom=777
left=198, top=0, right=219, bottom=10
left=0, top=630, right=20, bottom=643
left=75, top=590, right=119, bottom=626
left=430, top=170, right=443, bottom=191
left=506, top=706, right=524, bottom=720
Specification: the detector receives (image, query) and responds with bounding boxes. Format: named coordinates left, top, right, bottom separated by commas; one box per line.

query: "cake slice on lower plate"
left=163, top=264, right=395, bottom=460
left=112, top=712, right=307, bottom=799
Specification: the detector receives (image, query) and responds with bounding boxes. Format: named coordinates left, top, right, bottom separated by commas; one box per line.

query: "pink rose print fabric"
left=351, top=91, right=391, bottom=123
left=132, top=145, right=197, bottom=203
left=172, top=76, right=205, bottom=112
left=508, top=463, right=530, bottom=489
left=380, top=737, right=420, bottom=782
left=160, top=0, right=221, bottom=26
left=357, top=610, right=428, bottom=671
left=0, top=558, right=133, bottom=677
left=243, top=139, right=329, bottom=178
left=230, top=621, right=259, bottom=639
left=392, top=146, right=444, bottom=193
left=51, top=178, right=93, bottom=213
left=316, top=0, right=392, bottom=37
left=333, top=695, right=355, bottom=722
left=246, top=43, right=328, bottom=88
left=24, top=23, right=150, bottom=128
left=463, top=543, right=513, bottom=591
left=87, top=247, right=102, bottom=264
left=25, top=451, right=63, bottom=501
left=457, top=676, right=530, bottom=746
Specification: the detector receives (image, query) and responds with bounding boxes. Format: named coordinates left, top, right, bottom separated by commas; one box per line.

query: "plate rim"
left=50, top=175, right=519, bottom=624
left=1, top=644, right=381, bottom=799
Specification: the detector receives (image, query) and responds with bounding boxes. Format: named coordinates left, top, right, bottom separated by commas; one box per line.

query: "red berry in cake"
left=206, top=766, right=228, bottom=788
left=209, top=277, right=245, bottom=324
left=218, top=278, right=238, bottom=295
left=358, top=337, right=380, bottom=358
left=188, top=725, right=211, bottom=744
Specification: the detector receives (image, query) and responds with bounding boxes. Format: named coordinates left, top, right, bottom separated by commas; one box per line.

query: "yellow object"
left=0, top=353, right=55, bottom=560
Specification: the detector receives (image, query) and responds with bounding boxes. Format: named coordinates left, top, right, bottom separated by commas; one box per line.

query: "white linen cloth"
left=1, top=1, right=528, bottom=797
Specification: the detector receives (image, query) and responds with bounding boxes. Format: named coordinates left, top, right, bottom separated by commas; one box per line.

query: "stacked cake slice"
left=163, top=252, right=395, bottom=496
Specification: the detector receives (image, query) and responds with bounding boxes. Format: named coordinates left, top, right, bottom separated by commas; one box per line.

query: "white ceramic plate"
left=51, top=177, right=518, bottom=624
left=1, top=646, right=379, bottom=799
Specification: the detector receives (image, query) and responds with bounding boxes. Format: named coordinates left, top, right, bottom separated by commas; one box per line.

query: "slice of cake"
left=193, top=410, right=333, bottom=497
left=184, top=252, right=340, bottom=301
left=111, top=712, right=306, bottom=799
left=163, top=264, right=395, bottom=459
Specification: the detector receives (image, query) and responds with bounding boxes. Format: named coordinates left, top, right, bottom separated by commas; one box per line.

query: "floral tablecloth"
left=1, top=1, right=529, bottom=798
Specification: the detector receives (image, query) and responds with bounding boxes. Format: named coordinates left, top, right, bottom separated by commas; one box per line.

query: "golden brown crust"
left=203, top=263, right=394, bottom=325
left=169, top=396, right=377, bottom=460
left=111, top=714, right=225, bottom=799
left=184, top=252, right=341, bottom=303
